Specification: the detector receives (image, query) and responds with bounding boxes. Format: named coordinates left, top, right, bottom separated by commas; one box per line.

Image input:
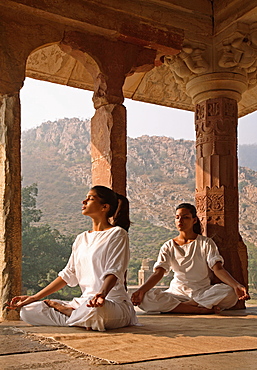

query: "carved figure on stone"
left=218, top=27, right=257, bottom=88
left=27, top=44, right=70, bottom=75
left=164, top=54, right=191, bottom=89
left=93, top=72, right=107, bottom=101
left=142, top=66, right=166, bottom=98
left=137, top=64, right=190, bottom=105
left=92, top=72, right=123, bottom=108
left=180, top=46, right=209, bottom=74
left=164, top=44, right=209, bottom=92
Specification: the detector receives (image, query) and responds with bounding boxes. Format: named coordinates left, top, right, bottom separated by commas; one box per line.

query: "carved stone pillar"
left=164, top=29, right=252, bottom=307
left=60, top=32, right=158, bottom=195
left=91, top=103, right=127, bottom=195
left=0, top=93, right=22, bottom=320
left=90, top=56, right=128, bottom=194
left=195, top=97, right=247, bottom=308
left=0, top=8, right=65, bottom=320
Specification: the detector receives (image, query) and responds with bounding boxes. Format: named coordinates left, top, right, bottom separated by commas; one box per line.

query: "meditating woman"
left=9, top=185, right=138, bottom=331
left=131, top=203, right=249, bottom=314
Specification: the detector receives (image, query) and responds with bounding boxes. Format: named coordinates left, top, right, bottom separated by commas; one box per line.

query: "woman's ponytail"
left=113, top=193, right=130, bottom=231
left=92, top=185, right=130, bottom=231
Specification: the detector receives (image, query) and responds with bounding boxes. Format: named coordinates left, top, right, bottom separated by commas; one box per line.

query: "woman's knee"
left=20, top=306, right=27, bottom=322
left=20, top=304, right=36, bottom=323
left=219, top=285, right=238, bottom=309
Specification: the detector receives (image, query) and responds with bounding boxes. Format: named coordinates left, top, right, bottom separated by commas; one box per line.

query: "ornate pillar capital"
left=186, top=72, right=248, bottom=104
left=164, top=21, right=257, bottom=105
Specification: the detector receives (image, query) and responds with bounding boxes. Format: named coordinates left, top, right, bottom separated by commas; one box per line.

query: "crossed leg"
left=43, top=299, right=92, bottom=330
left=169, top=299, right=220, bottom=314
left=44, top=299, right=74, bottom=316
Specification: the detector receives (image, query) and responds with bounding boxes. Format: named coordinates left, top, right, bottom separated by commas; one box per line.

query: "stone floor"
left=1, top=305, right=257, bottom=370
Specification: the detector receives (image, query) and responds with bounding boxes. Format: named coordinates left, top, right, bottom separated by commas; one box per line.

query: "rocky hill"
left=239, top=144, right=257, bottom=172
left=21, top=118, right=257, bottom=276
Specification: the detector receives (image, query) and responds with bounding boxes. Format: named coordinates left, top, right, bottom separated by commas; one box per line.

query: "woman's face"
left=175, top=207, right=196, bottom=233
left=82, top=189, right=106, bottom=217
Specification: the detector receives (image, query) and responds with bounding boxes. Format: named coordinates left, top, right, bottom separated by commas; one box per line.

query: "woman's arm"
left=8, top=276, right=67, bottom=309
left=87, top=274, right=118, bottom=307
left=212, top=262, right=250, bottom=300
left=131, top=267, right=165, bottom=306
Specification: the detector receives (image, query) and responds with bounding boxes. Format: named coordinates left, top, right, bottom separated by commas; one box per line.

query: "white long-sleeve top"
left=154, top=235, right=224, bottom=295
left=59, top=226, right=130, bottom=302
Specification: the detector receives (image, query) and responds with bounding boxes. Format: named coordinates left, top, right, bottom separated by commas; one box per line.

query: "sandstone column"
left=186, top=73, right=248, bottom=308
left=164, top=23, right=257, bottom=307
left=91, top=102, right=127, bottom=195
left=194, top=97, right=246, bottom=284
left=60, top=32, right=159, bottom=195
left=0, top=93, right=22, bottom=320
left=91, top=66, right=129, bottom=195
left=0, top=10, right=64, bottom=320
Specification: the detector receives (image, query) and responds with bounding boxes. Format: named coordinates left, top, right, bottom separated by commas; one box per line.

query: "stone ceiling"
left=10, top=0, right=257, bottom=117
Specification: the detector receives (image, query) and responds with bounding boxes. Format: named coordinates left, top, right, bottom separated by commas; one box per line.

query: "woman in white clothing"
left=131, top=203, right=249, bottom=314
left=9, top=186, right=138, bottom=331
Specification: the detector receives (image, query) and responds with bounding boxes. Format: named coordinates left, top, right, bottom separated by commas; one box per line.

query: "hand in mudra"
left=7, top=295, right=36, bottom=310
left=131, top=289, right=145, bottom=306
left=87, top=293, right=105, bottom=307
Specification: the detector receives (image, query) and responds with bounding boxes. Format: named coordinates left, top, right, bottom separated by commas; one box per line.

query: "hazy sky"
left=20, top=78, right=257, bottom=144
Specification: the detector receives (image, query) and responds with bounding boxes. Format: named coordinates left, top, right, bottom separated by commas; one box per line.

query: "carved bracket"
left=164, top=43, right=209, bottom=93
left=217, top=23, right=257, bottom=89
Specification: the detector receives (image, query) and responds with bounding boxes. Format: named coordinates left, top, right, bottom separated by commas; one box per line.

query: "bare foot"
left=44, top=299, right=74, bottom=317
left=170, top=301, right=215, bottom=314
left=213, top=305, right=221, bottom=314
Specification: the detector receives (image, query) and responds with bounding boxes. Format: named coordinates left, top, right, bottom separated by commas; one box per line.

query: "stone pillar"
left=181, top=67, right=249, bottom=308
left=0, top=93, right=22, bottom=320
left=138, top=258, right=155, bottom=285
left=60, top=32, right=158, bottom=195
left=0, top=7, right=65, bottom=321
left=91, top=67, right=128, bottom=195
left=194, top=97, right=248, bottom=308
left=88, top=44, right=156, bottom=195
left=91, top=103, right=127, bottom=195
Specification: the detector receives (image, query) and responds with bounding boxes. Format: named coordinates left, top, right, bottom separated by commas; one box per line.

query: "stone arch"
left=26, top=42, right=98, bottom=94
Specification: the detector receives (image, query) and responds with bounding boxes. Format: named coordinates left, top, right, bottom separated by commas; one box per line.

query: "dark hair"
left=92, top=185, right=130, bottom=231
left=176, top=203, right=202, bottom=235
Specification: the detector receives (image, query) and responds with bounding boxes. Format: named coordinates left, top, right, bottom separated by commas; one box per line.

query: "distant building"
left=138, top=258, right=155, bottom=285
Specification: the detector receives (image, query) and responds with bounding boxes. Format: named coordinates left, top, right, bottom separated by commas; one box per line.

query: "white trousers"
left=139, top=284, right=238, bottom=313
left=20, top=298, right=137, bottom=331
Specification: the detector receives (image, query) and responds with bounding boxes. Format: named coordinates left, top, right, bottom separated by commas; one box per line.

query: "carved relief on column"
left=195, top=97, right=247, bottom=297
left=163, top=42, right=210, bottom=95
left=195, top=186, right=246, bottom=290
left=195, top=98, right=238, bottom=190
left=195, top=187, right=238, bottom=242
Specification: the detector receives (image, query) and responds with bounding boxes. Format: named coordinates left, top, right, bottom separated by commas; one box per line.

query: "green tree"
left=22, top=183, right=42, bottom=230
left=21, top=184, right=74, bottom=295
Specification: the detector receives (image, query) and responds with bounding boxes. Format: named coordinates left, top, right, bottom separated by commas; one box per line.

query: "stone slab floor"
left=1, top=306, right=257, bottom=370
